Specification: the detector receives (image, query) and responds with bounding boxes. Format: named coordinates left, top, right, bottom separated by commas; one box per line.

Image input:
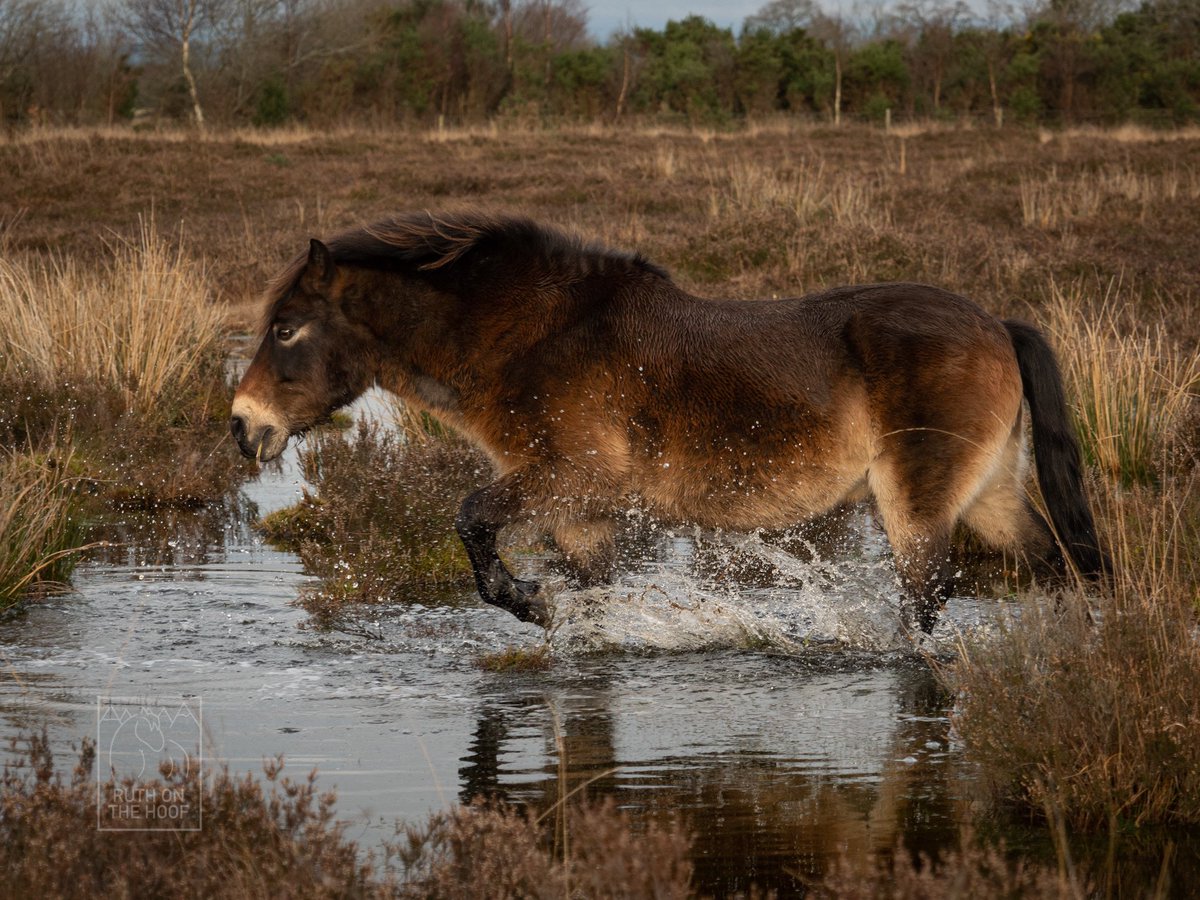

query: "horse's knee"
left=456, top=480, right=523, bottom=538
left=455, top=480, right=551, bottom=625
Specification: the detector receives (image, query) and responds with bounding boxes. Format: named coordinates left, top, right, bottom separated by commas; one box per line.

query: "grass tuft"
left=0, top=220, right=236, bottom=506
left=0, top=450, right=85, bottom=610
left=1, top=731, right=382, bottom=898
left=395, top=797, right=693, bottom=899
left=0, top=220, right=223, bottom=411
left=1045, top=277, right=1199, bottom=486
left=813, top=830, right=1089, bottom=899
left=952, top=477, right=1200, bottom=830
left=476, top=644, right=552, bottom=673
left=710, top=159, right=884, bottom=229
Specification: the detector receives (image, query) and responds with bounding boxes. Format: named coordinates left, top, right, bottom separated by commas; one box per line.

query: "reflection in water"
left=456, top=657, right=960, bottom=896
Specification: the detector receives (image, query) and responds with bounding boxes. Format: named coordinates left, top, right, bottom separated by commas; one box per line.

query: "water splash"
left=543, top=519, right=942, bottom=655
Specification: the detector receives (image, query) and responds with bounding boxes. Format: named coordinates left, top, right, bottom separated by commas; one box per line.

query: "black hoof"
left=901, top=599, right=941, bottom=636
left=500, top=579, right=549, bottom=627
left=916, top=608, right=939, bottom=635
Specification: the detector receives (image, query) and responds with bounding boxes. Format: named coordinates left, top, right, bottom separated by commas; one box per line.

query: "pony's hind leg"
left=867, top=457, right=957, bottom=634
left=959, top=424, right=1063, bottom=575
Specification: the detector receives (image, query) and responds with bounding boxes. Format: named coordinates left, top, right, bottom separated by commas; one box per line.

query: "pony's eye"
left=276, top=326, right=296, bottom=342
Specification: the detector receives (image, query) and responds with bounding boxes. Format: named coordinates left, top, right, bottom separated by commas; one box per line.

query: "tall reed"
left=1045, top=277, right=1199, bottom=485
left=0, top=220, right=223, bottom=414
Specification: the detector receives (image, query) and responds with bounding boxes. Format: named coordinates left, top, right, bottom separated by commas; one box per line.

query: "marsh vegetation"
left=0, top=120, right=1197, bottom=894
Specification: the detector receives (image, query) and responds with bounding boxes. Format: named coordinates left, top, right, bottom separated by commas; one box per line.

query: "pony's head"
left=231, top=239, right=374, bottom=462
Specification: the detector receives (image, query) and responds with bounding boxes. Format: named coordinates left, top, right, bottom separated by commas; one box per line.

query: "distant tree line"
left=1, top=0, right=1197, bottom=129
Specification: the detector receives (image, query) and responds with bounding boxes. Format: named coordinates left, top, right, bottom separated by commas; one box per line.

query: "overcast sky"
left=583, top=0, right=1000, bottom=40
left=585, top=1, right=767, bottom=39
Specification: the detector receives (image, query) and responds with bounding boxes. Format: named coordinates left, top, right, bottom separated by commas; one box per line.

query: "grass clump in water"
left=0, top=222, right=237, bottom=506
left=0, top=450, right=86, bottom=610
left=257, top=420, right=488, bottom=627
left=476, top=643, right=552, bottom=673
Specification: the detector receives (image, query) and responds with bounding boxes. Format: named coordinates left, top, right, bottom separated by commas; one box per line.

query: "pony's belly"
left=634, top=457, right=866, bottom=530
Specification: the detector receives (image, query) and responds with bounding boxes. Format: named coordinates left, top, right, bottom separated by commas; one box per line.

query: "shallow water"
left=0, top=392, right=1190, bottom=896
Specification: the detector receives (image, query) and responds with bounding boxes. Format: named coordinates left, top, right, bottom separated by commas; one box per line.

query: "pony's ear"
left=301, top=239, right=336, bottom=291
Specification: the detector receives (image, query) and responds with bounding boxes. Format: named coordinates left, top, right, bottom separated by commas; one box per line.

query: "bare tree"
left=1022, top=0, right=1134, bottom=120
left=744, top=0, right=819, bottom=33
left=746, top=0, right=856, bottom=124
left=511, top=0, right=589, bottom=54
left=119, top=0, right=228, bottom=128
left=978, top=0, right=1016, bottom=126
left=508, top=0, right=588, bottom=100
left=810, top=10, right=856, bottom=125
left=0, top=0, right=66, bottom=121
left=895, top=0, right=969, bottom=112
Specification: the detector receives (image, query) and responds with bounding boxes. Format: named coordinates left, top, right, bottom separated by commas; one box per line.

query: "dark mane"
left=263, top=211, right=669, bottom=325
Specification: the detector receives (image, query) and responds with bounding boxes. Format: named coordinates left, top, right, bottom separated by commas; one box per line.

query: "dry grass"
left=1019, top=165, right=1200, bottom=229
left=1048, top=124, right=1200, bottom=144
left=0, top=219, right=238, bottom=506
left=395, top=798, right=693, bottom=899
left=0, top=450, right=85, bottom=609
left=1018, top=168, right=1105, bottom=228
left=952, top=467, right=1200, bottom=830
left=813, top=831, right=1090, bottom=899
left=3, top=123, right=1199, bottom=312
left=951, top=255, right=1200, bottom=831
left=1045, top=277, right=1200, bottom=485
left=0, top=220, right=223, bottom=411
left=710, top=159, right=885, bottom=229
left=2, top=730, right=695, bottom=900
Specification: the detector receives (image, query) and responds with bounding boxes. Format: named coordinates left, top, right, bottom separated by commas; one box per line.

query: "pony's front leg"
left=454, top=478, right=548, bottom=627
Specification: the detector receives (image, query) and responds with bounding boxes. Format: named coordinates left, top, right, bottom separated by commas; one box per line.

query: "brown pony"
left=231, top=211, right=1106, bottom=632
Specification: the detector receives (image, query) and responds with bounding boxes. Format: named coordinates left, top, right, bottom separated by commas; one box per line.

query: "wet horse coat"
left=231, top=212, right=1105, bottom=631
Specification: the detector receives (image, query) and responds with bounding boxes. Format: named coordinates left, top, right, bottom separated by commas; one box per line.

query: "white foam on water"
left=543, top=525, right=942, bottom=655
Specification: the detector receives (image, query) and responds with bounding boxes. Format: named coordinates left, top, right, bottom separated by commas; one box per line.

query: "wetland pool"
left=2, top=392, right=1187, bottom=896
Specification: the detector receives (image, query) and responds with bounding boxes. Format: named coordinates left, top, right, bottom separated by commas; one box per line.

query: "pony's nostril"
left=230, top=415, right=247, bottom=443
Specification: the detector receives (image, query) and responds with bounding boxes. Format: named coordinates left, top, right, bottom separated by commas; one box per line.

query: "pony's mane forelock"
left=262, top=211, right=668, bottom=327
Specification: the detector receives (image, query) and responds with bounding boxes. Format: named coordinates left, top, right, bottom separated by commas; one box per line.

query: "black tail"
left=1004, top=320, right=1110, bottom=579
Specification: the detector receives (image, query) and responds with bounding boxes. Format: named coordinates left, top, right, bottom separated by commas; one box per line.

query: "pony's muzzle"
left=230, top=414, right=285, bottom=462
